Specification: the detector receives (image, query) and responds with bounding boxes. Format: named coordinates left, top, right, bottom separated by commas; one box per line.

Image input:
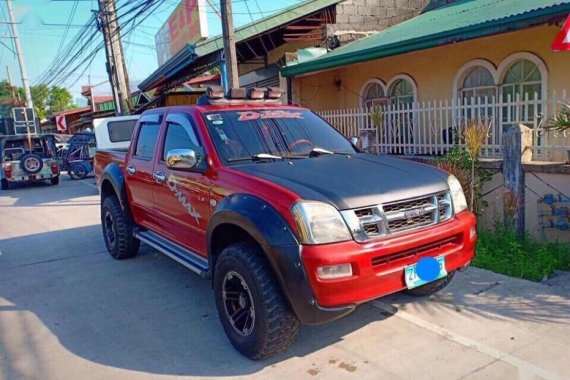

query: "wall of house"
left=333, top=0, right=430, bottom=41
left=292, top=24, right=570, bottom=110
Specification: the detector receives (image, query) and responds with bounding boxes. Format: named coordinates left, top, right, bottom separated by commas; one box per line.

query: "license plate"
left=404, top=256, right=447, bottom=289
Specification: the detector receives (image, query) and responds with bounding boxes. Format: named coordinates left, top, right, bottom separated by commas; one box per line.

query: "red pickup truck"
left=95, top=87, right=476, bottom=359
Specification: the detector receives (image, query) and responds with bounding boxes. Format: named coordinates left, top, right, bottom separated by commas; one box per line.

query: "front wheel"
left=69, top=164, right=88, bottom=180
left=1, top=179, right=9, bottom=190
left=101, top=195, right=139, bottom=260
left=214, top=242, right=300, bottom=360
left=405, top=271, right=455, bottom=297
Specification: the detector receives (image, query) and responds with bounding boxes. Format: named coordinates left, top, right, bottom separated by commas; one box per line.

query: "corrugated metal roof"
left=282, top=0, right=570, bottom=76
left=139, top=0, right=342, bottom=91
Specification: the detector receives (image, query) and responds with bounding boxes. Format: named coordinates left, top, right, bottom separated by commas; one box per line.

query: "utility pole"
left=6, top=0, right=33, bottom=108
left=97, top=0, right=131, bottom=115
left=221, top=0, right=239, bottom=90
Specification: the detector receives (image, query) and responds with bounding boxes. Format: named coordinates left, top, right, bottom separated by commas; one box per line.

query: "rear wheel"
left=405, top=271, right=455, bottom=297
left=1, top=179, right=9, bottom=190
left=101, top=195, right=139, bottom=259
left=214, top=242, right=300, bottom=360
left=50, top=176, right=59, bottom=186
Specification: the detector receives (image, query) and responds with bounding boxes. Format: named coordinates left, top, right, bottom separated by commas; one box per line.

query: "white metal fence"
left=319, top=90, right=570, bottom=162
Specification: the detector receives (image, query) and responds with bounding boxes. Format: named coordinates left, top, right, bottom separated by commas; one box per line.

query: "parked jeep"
left=95, top=87, right=477, bottom=359
left=1, top=134, right=60, bottom=190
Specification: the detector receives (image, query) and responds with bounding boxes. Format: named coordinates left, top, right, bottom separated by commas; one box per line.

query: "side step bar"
left=134, top=229, right=210, bottom=279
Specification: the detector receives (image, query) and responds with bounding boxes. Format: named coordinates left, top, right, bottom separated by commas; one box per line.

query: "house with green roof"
left=283, top=0, right=570, bottom=163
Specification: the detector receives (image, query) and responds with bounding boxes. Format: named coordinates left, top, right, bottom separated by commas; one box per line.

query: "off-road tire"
left=1, top=179, right=9, bottom=190
left=101, top=195, right=139, bottom=260
left=50, top=176, right=59, bottom=185
left=214, top=242, right=300, bottom=360
left=405, top=271, right=455, bottom=297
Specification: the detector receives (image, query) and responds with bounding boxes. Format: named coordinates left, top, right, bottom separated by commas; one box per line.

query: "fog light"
left=470, top=227, right=477, bottom=240
left=317, top=263, right=353, bottom=280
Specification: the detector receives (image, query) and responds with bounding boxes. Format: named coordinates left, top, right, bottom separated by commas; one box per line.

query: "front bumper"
left=301, top=211, right=476, bottom=308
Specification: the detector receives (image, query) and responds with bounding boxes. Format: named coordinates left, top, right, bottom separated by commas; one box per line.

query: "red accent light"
left=4, top=166, right=11, bottom=179
left=51, top=162, right=59, bottom=175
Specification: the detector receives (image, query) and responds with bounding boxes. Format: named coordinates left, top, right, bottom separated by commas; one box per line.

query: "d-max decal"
left=167, top=174, right=201, bottom=224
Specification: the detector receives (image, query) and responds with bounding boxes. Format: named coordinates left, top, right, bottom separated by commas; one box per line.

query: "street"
left=0, top=177, right=569, bottom=380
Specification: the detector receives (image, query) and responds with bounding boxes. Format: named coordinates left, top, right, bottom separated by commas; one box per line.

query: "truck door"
left=125, top=113, right=162, bottom=229
left=152, top=112, right=211, bottom=256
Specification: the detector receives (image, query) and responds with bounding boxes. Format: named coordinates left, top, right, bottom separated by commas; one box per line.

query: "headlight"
left=447, top=175, right=468, bottom=213
left=292, top=201, right=352, bottom=244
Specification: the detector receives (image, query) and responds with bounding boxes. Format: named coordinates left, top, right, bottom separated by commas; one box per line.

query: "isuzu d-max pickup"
left=95, top=87, right=476, bottom=359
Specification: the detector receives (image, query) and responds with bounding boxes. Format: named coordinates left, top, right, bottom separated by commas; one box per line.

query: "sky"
left=0, top=0, right=300, bottom=104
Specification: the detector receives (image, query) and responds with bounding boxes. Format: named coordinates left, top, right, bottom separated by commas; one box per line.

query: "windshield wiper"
left=227, top=153, right=285, bottom=163
left=309, top=147, right=335, bottom=156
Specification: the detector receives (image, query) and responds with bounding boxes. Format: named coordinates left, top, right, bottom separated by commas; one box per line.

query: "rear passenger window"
left=134, top=123, right=160, bottom=159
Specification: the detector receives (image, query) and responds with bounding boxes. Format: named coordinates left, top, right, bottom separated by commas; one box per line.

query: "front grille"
left=341, top=191, right=453, bottom=242
left=371, top=234, right=462, bottom=267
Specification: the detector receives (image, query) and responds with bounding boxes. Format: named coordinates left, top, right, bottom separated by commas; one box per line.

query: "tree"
left=47, top=86, right=74, bottom=113
left=31, top=84, right=50, bottom=119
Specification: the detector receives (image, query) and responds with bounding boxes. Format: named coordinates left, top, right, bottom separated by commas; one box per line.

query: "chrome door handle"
left=126, top=165, right=136, bottom=175
left=153, top=171, right=166, bottom=183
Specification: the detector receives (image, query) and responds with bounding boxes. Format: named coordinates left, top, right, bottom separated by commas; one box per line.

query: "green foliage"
left=548, top=103, right=570, bottom=132
left=474, top=226, right=570, bottom=282
left=31, top=84, right=50, bottom=119
left=47, top=86, right=74, bottom=113
left=0, top=80, right=13, bottom=99
left=436, top=145, right=471, bottom=170
left=436, top=145, right=491, bottom=213
left=0, top=81, right=75, bottom=118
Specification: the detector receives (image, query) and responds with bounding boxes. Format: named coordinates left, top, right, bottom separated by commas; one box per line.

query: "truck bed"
left=94, top=148, right=128, bottom=185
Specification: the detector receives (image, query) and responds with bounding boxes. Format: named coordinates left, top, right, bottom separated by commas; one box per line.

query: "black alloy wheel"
left=222, top=271, right=256, bottom=337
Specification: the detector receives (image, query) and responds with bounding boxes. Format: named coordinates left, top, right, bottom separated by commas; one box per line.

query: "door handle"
left=126, top=165, right=136, bottom=175
left=153, top=171, right=166, bottom=183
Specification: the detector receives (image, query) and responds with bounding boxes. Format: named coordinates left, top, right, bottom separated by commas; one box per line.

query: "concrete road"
left=1, top=177, right=569, bottom=380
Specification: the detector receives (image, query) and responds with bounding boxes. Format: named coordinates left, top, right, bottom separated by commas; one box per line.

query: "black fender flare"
left=99, top=163, right=132, bottom=217
left=207, top=193, right=299, bottom=263
left=207, top=194, right=355, bottom=324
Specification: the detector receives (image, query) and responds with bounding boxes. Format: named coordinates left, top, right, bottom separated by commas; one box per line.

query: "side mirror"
left=350, top=136, right=359, bottom=146
left=166, top=148, right=207, bottom=173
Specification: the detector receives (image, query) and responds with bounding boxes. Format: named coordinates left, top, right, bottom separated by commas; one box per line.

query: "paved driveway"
left=0, top=177, right=569, bottom=380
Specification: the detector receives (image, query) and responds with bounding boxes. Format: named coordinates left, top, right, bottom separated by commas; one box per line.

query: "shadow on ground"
left=0, top=176, right=98, bottom=208
left=0, top=225, right=391, bottom=377
left=1, top=225, right=569, bottom=378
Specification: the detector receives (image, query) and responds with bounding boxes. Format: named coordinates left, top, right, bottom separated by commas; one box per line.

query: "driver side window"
left=162, top=114, right=201, bottom=161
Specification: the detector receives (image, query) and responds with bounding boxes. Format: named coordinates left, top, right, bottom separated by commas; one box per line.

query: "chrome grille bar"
left=341, top=191, right=453, bottom=242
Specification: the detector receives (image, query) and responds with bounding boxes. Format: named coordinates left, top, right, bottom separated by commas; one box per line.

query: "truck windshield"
left=203, top=109, right=356, bottom=164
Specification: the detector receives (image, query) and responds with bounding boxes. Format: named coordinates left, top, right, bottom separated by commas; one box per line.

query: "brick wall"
left=332, top=0, right=431, bottom=43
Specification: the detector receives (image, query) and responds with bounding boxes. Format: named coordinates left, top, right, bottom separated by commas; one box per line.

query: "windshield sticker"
left=206, top=114, right=223, bottom=121
left=167, top=174, right=201, bottom=224
left=237, top=111, right=303, bottom=121
left=215, top=126, right=230, bottom=142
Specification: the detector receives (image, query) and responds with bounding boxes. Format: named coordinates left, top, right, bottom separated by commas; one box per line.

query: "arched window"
left=361, top=80, right=386, bottom=108
left=460, top=66, right=496, bottom=101
left=389, top=78, right=415, bottom=105
left=501, top=59, right=542, bottom=101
